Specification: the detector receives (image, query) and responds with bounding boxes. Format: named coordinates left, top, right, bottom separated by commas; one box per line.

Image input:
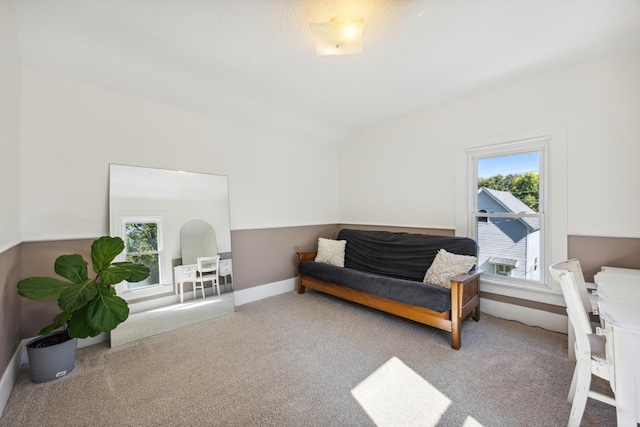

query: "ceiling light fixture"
left=308, top=17, right=364, bottom=56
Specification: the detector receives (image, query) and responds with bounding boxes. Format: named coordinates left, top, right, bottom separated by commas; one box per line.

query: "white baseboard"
left=79, top=333, right=108, bottom=348
left=480, top=298, right=568, bottom=334
left=0, top=338, right=29, bottom=417
left=234, top=278, right=296, bottom=306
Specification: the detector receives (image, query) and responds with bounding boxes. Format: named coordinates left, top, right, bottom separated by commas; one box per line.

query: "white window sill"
left=480, top=276, right=565, bottom=306
left=118, top=284, right=174, bottom=302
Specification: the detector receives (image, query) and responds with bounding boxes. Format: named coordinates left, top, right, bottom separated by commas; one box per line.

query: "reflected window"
left=122, top=218, right=164, bottom=290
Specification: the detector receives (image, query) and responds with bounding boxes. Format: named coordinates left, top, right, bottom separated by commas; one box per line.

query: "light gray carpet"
left=1, top=290, right=616, bottom=426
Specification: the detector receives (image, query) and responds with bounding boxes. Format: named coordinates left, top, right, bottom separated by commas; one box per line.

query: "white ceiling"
left=12, top=0, right=640, bottom=147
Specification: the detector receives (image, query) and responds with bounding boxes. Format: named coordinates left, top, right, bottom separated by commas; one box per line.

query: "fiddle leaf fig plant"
left=18, top=236, right=150, bottom=340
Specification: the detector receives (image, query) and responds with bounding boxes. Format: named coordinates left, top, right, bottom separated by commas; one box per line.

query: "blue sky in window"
left=478, top=153, right=539, bottom=178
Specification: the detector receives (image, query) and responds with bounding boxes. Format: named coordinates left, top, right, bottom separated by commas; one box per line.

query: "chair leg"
left=567, top=363, right=578, bottom=403
left=195, top=279, right=202, bottom=299
left=216, top=280, right=220, bottom=296
left=568, top=361, right=591, bottom=427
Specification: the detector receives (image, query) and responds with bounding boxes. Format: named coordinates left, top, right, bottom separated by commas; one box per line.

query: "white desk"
left=219, top=259, right=233, bottom=289
left=174, top=264, right=198, bottom=303
left=594, top=269, right=640, bottom=427
left=175, top=260, right=233, bottom=302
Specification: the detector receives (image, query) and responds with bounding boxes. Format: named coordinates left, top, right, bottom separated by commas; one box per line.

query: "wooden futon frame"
left=297, top=251, right=482, bottom=349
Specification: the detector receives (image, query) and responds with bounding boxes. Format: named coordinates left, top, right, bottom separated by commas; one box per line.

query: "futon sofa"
left=297, top=229, right=482, bottom=349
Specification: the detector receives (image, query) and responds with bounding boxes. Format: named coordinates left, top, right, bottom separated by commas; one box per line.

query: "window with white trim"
left=454, top=125, right=567, bottom=290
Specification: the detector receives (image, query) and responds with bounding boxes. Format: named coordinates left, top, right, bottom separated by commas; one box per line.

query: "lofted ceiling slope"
left=11, top=0, right=640, bottom=147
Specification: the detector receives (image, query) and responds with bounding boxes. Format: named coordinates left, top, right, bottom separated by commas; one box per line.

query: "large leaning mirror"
left=109, top=164, right=234, bottom=346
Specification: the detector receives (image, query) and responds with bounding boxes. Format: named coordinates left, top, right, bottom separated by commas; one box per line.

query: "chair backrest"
left=549, top=259, right=592, bottom=316
left=197, top=255, right=220, bottom=274
left=551, top=265, right=592, bottom=335
left=549, top=263, right=595, bottom=360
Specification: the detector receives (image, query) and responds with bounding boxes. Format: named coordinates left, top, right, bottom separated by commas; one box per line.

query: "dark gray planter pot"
left=26, top=331, right=78, bottom=383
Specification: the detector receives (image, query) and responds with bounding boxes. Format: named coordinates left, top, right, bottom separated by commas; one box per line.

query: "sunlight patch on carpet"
left=462, top=415, right=484, bottom=427
left=146, top=297, right=227, bottom=313
left=351, top=356, right=452, bottom=427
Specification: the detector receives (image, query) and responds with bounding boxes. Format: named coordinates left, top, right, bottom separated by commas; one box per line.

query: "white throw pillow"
left=314, top=238, right=346, bottom=267
left=423, top=249, right=477, bottom=289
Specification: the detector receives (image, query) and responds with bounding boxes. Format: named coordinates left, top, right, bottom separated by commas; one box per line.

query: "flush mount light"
left=308, top=17, right=364, bottom=56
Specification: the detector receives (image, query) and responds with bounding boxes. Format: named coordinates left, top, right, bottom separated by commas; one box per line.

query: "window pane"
left=476, top=152, right=541, bottom=282
left=126, top=254, right=160, bottom=289
left=477, top=153, right=539, bottom=212
left=476, top=217, right=541, bottom=280
left=125, top=223, right=158, bottom=253
left=125, top=222, right=161, bottom=288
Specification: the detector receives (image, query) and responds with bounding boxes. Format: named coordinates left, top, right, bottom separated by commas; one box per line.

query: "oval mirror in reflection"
left=181, top=220, right=217, bottom=265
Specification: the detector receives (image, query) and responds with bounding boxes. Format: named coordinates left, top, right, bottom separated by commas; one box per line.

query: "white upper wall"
left=0, top=0, right=21, bottom=251
left=339, top=54, right=640, bottom=238
left=19, top=70, right=339, bottom=241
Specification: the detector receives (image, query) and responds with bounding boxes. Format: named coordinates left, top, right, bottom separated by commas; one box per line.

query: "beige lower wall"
left=19, top=239, right=94, bottom=339
left=568, top=235, right=640, bottom=282
left=338, top=224, right=454, bottom=236
left=230, top=224, right=453, bottom=291
left=230, top=224, right=340, bottom=290
left=3, top=228, right=640, bottom=377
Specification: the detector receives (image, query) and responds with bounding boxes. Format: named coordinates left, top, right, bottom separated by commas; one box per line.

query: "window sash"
left=120, top=217, right=164, bottom=292
left=469, top=144, right=546, bottom=287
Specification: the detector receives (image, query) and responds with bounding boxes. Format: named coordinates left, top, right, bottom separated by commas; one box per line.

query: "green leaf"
left=85, top=286, right=129, bottom=334
left=54, top=254, right=88, bottom=283
left=58, top=279, right=98, bottom=311
left=99, top=265, right=132, bottom=285
left=17, top=277, right=70, bottom=300
left=67, top=306, right=93, bottom=338
left=39, top=311, right=73, bottom=335
left=111, top=262, right=150, bottom=283
left=39, top=323, right=57, bottom=336
left=91, top=236, right=125, bottom=274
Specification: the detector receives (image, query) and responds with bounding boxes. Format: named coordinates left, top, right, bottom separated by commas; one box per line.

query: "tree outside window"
left=125, top=222, right=161, bottom=289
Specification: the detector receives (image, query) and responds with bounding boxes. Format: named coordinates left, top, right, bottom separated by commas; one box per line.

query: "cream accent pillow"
left=314, top=238, right=346, bottom=267
left=423, top=249, right=477, bottom=289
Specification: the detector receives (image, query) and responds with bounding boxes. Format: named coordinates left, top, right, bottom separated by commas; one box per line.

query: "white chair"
left=549, top=262, right=616, bottom=427
left=549, top=259, right=596, bottom=320
left=550, top=259, right=602, bottom=363
left=195, top=255, right=221, bottom=298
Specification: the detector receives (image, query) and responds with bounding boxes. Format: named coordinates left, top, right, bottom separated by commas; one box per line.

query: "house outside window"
left=489, top=257, right=518, bottom=276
